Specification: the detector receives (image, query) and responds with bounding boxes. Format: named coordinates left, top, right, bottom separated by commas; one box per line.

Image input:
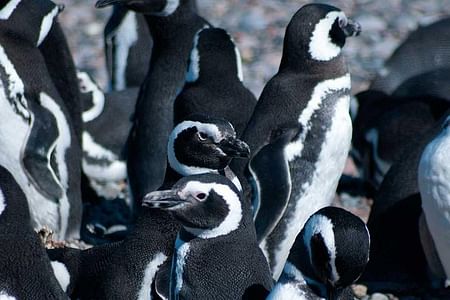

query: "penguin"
left=78, top=71, right=138, bottom=198
left=143, top=173, right=273, bottom=300
left=351, top=91, right=449, bottom=191
left=174, top=27, right=256, bottom=137
left=418, top=115, right=450, bottom=289
left=96, top=0, right=210, bottom=202
left=268, top=207, right=370, bottom=300
left=233, top=4, right=360, bottom=279
left=359, top=113, right=449, bottom=294
left=48, top=116, right=250, bottom=299
left=0, top=164, right=68, bottom=299
left=39, top=19, right=83, bottom=144
left=0, top=0, right=82, bottom=240
left=370, top=17, right=450, bottom=94
left=104, top=5, right=152, bottom=90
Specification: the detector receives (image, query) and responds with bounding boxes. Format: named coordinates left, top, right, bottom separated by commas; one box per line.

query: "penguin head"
left=0, top=0, right=63, bottom=46
left=296, top=207, right=370, bottom=299
left=96, top=0, right=184, bottom=16
left=143, top=174, right=242, bottom=238
left=186, top=27, right=244, bottom=83
left=168, top=115, right=250, bottom=177
left=282, top=4, right=360, bottom=65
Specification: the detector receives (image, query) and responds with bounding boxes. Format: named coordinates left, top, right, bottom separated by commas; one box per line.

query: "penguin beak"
left=57, top=4, right=65, bottom=13
left=142, top=190, right=185, bottom=209
left=342, top=19, right=361, bottom=37
left=95, top=0, right=123, bottom=8
left=219, top=138, right=250, bottom=158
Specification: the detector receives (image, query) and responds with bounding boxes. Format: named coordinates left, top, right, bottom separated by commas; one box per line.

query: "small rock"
left=352, top=284, right=368, bottom=298
left=369, top=293, right=389, bottom=300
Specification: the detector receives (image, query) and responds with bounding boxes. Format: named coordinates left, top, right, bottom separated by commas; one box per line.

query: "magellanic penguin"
left=418, top=115, right=450, bottom=289
left=234, top=4, right=360, bottom=279
left=359, top=113, right=450, bottom=294
left=143, top=173, right=273, bottom=300
left=0, top=0, right=82, bottom=240
left=351, top=91, right=449, bottom=191
left=174, top=27, right=256, bottom=137
left=96, top=0, right=210, bottom=203
left=48, top=116, right=250, bottom=300
left=0, top=164, right=68, bottom=299
left=78, top=71, right=138, bottom=199
left=370, top=17, right=450, bottom=94
left=104, top=5, right=152, bottom=91
left=268, top=207, right=370, bottom=300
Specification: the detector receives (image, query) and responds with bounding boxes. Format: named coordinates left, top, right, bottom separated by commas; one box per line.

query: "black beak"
left=219, top=138, right=250, bottom=158
left=96, top=0, right=122, bottom=8
left=142, top=190, right=185, bottom=209
left=57, top=4, right=65, bottom=13
left=342, top=19, right=361, bottom=37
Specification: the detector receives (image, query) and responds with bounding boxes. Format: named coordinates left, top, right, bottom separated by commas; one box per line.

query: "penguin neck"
left=0, top=190, right=30, bottom=233
left=279, top=48, right=348, bottom=77
left=130, top=207, right=180, bottom=241
left=144, top=1, right=199, bottom=40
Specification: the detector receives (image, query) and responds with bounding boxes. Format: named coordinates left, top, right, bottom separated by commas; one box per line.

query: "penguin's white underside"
left=419, top=121, right=450, bottom=284
left=0, top=189, right=5, bottom=216
left=50, top=260, right=71, bottom=292
left=270, top=73, right=352, bottom=279
left=0, top=44, right=61, bottom=235
left=137, top=252, right=167, bottom=300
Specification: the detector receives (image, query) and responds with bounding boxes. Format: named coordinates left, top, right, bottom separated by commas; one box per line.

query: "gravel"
left=58, top=0, right=450, bottom=97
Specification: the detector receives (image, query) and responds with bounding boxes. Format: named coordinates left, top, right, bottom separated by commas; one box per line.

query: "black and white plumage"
left=370, top=17, right=450, bottom=94
left=351, top=91, right=449, bottom=191
left=0, top=165, right=68, bottom=299
left=78, top=71, right=138, bottom=198
left=96, top=0, right=209, bottom=203
left=104, top=5, right=152, bottom=91
left=269, top=207, right=370, bottom=300
left=234, top=4, right=360, bottom=279
left=48, top=116, right=250, bottom=299
left=0, top=0, right=82, bottom=240
left=359, top=113, right=450, bottom=293
left=418, top=116, right=450, bottom=289
left=174, top=27, right=256, bottom=137
left=143, top=173, right=273, bottom=300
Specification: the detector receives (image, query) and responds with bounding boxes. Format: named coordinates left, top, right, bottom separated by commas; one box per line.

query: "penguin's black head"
left=96, top=0, right=183, bottom=16
left=143, top=174, right=243, bottom=238
left=168, top=115, right=250, bottom=177
left=0, top=0, right=63, bottom=46
left=283, top=4, right=360, bottom=64
left=186, top=27, right=243, bottom=83
left=300, top=207, right=370, bottom=298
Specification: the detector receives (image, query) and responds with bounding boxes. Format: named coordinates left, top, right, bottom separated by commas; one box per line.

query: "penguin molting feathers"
left=269, top=207, right=370, bottom=300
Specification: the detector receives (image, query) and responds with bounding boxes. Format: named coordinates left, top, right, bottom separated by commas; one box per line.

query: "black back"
left=174, top=27, right=257, bottom=137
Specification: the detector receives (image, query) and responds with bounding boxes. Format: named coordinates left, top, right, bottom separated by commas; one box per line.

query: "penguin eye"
left=197, top=132, right=208, bottom=141
left=338, top=17, right=347, bottom=28
left=195, top=193, right=207, bottom=200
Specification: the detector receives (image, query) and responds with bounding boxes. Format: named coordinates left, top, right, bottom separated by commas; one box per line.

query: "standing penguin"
left=104, top=5, right=152, bottom=90
left=0, top=164, right=68, bottom=299
left=0, top=0, right=82, bottom=240
left=143, top=173, right=273, bottom=300
left=174, top=27, right=256, bottom=137
left=96, top=0, right=210, bottom=202
left=268, top=207, right=370, bottom=300
left=48, top=116, right=250, bottom=299
left=235, top=4, right=360, bottom=279
left=418, top=116, right=450, bottom=289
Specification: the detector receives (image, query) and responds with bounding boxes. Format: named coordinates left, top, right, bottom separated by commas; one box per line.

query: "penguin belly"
left=419, top=124, right=450, bottom=285
left=267, top=94, right=352, bottom=279
left=0, top=94, right=60, bottom=234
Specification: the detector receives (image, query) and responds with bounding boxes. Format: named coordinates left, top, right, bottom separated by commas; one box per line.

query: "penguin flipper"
left=22, top=100, right=63, bottom=201
left=252, top=127, right=299, bottom=243
left=154, top=259, right=171, bottom=300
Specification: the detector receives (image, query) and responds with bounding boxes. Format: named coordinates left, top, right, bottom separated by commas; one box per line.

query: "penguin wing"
left=22, top=99, right=63, bottom=201
left=154, top=259, right=171, bottom=300
left=252, top=127, right=300, bottom=243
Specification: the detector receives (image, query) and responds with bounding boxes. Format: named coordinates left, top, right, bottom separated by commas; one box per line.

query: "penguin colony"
left=0, top=0, right=449, bottom=299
